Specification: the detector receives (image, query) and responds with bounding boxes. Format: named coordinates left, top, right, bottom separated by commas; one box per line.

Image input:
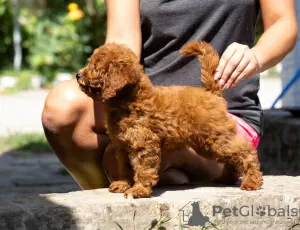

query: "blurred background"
left=0, top=0, right=106, bottom=89
left=0, top=0, right=299, bottom=200
left=0, top=0, right=108, bottom=200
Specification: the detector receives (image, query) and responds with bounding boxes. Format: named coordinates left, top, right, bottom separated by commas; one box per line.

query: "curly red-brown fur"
left=77, top=41, right=263, bottom=198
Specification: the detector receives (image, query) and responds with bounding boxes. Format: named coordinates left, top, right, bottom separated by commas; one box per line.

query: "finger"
left=232, top=62, right=257, bottom=87
left=214, top=44, right=237, bottom=80
left=220, top=48, right=246, bottom=88
left=225, top=53, right=251, bottom=89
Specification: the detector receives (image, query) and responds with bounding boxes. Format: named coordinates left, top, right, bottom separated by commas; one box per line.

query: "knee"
left=42, top=80, right=89, bottom=134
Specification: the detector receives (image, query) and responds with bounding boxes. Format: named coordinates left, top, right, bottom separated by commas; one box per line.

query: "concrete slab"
left=0, top=176, right=300, bottom=230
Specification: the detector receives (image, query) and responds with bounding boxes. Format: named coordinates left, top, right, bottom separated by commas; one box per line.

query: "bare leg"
left=171, top=147, right=225, bottom=182
left=109, top=148, right=133, bottom=193
left=213, top=163, right=240, bottom=185
left=42, top=80, right=111, bottom=189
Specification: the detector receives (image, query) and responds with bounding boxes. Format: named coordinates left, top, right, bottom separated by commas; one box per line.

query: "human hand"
left=214, top=42, right=261, bottom=89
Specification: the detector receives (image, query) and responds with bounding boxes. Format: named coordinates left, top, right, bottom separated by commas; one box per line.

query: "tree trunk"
left=12, top=0, right=22, bottom=71
left=85, top=0, right=96, bottom=16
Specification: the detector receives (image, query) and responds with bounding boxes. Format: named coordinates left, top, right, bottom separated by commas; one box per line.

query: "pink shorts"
left=228, top=113, right=260, bottom=149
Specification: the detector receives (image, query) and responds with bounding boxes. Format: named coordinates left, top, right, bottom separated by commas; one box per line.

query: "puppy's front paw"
left=124, top=183, right=152, bottom=199
left=109, top=180, right=131, bottom=193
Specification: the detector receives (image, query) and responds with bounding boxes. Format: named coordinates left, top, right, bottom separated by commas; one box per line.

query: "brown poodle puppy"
left=77, top=41, right=263, bottom=198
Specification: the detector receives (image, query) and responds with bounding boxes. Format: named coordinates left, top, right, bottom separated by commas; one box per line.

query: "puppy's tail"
left=180, top=41, right=222, bottom=96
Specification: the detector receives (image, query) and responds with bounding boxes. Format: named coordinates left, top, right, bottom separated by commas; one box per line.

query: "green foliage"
left=0, top=0, right=14, bottom=68
left=0, top=133, right=52, bottom=153
left=0, top=0, right=264, bottom=85
left=26, top=14, right=92, bottom=82
left=0, top=0, right=107, bottom=83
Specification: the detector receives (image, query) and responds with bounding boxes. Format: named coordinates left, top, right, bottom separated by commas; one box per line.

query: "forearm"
left=214, top=0, right=297, bottom=88
left=252, top=0, right=298, bottom=73
left=104, top=0, right=142, bottom=59
left=252, top=17, right=298, bottom=72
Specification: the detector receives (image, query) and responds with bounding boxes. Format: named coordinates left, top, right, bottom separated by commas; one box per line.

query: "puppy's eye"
left=76, top=73, right=82, bottom=81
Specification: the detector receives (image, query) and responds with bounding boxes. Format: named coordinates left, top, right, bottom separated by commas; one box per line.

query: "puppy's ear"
left=101, top=63, right=141, bottom=100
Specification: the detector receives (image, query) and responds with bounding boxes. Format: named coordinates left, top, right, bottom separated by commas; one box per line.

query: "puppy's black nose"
left=76, top=73, right=82, bottom=81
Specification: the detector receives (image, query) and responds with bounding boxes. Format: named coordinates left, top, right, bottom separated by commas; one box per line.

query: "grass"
left=0, top=132, right=52, bottom=154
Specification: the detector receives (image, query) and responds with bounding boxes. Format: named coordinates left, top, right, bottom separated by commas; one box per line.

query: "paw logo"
left=256, top=206, right=266, bottom=216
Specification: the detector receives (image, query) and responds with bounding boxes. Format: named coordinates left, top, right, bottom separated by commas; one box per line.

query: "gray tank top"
left=140, top=0, right=263, bottom=136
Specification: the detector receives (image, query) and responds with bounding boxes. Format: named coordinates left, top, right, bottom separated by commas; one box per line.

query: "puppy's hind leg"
left=205, top=136, right=263, bottom=190
left=238, top=145, right=263, bottom=191
left=109, top=148, right=133, bottom=193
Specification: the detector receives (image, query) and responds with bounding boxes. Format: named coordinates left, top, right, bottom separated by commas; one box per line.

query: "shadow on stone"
left=0, top=196, right=79, bottom=230
left=0, top=149, right=79, bottom=200
left=0, top=145, right=80, bottom=229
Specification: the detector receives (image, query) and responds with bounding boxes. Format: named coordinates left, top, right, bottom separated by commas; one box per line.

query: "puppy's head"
left=77, top=43, right=143, bottom=101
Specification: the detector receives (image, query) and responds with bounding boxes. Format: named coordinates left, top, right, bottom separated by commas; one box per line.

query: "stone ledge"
left=1, top=176, right=300, bottom=230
